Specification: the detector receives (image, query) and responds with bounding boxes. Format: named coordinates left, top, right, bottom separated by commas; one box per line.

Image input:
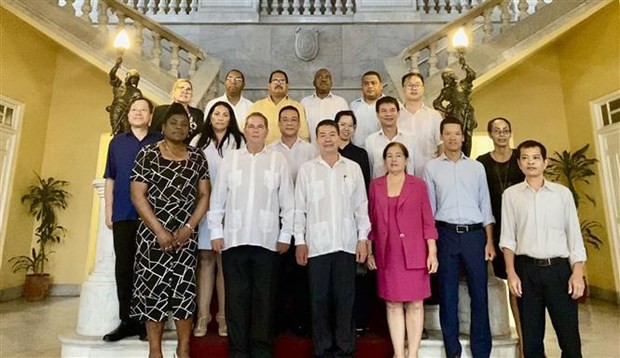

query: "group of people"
left=103, top=67, right=587, bottom=358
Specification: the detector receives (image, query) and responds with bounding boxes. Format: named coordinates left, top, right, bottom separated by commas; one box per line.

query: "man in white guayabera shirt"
left=294, top=119, right=370, bottom=358
left=209, top=112, right=294, bottom=358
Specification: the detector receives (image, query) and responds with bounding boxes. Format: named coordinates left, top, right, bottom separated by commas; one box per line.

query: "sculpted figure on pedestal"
left=106, top=57, right=143, bottom=135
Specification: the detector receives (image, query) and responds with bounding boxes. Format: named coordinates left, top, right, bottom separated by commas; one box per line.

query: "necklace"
left=162, top=141, right=187, bottom=161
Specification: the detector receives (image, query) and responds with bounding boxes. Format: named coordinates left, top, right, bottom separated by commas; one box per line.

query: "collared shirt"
left=208, top=146, right=295, bottom=251
left=499, top=180, right=587, bottom=266
left=365, top=128, right=416, bottom=179
left=190, top=133, right=245, bottom=182
left=204, top=94, right=254, bottom=129
left=300, top=92, right=349, bottom=143
left=339, top=142, right=371, bottom=192
left=267, top=138, right=317, bottom=182
left=423, top=153, right=495, bottom=226
left=104, top=131, right=163, bottom=222
left=294, top=155, right=371, bottom=258
left=398, top=104, right=443, bottom=177
left=350, top=96, right=382, bottom=148
left=248, top=96, right=310, bottom=144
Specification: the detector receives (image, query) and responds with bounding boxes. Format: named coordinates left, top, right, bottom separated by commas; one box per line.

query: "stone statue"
left=433, top=56, right=477, bottom=156
left=106, top=57, right=142, bottom=135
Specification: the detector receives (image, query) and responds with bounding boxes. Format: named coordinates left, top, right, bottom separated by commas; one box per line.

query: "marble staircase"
left=0, top=0, right=222, bottom=108
left=384, top=0, right=612, bottom=101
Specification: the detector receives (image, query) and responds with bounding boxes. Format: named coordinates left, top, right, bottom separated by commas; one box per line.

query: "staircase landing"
left=60, top=330, right=518, bottom=357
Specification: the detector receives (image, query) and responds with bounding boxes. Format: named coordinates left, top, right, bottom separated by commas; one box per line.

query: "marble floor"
left=0, top=296, right=619, bottom=357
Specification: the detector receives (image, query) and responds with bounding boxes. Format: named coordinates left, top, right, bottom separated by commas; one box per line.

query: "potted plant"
left=9, top=173, right=71, bottom=301
left=546, top=144, right=605, bottom=302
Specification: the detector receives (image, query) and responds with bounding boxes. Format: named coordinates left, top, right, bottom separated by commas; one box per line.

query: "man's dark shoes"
left=103, top=321, right=139, bottom=342
left=138, top=323, right=147, bottom=341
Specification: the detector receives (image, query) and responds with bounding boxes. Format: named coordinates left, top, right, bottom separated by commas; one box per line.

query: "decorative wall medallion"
left=295, top=27, right=319, bottom=62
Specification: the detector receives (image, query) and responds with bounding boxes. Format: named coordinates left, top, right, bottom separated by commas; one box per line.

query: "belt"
left=435, top=221, right=483, bottom=233
left=519, top=256, right=568, bottom=267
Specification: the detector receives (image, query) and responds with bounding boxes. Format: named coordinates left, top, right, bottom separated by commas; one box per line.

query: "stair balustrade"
left=71, top=0, right=206, bottom=79
left=260, top=0, right=355, bottom=16
left=399, top=0, right=550, bottom=79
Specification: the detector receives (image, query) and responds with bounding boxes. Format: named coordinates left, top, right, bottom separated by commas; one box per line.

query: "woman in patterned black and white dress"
left=130, top=102, right=210, bottom=358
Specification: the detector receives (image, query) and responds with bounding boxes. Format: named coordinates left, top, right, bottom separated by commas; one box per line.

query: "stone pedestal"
left=75, top=179, right=119, bottom=336
left=424, top=265, right=511, bottom=336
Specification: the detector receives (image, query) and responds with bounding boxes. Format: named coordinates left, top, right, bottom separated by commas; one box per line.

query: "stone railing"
left=119, top=0, right=198, bottom=15
left=417, top=0, right=483, bottom=14
left=260, top=0, right=356, bottom=16
left=400, top=0, right=552, bottom=78
left=93, top=0, right=206, bottom=78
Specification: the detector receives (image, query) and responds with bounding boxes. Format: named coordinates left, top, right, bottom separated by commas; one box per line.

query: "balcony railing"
left=260, top=0, right=356, bottom=16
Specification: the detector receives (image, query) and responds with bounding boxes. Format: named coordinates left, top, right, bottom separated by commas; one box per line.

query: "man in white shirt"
left=350, top=71, right=384, bottom=148
left=268, top=106, right=317, bottom=182
left=267, top=105, right=316, bottom=337
left=500, top=140, right=586, bottom=358
left=365, top=96, right=415, bottom=179
left=209, top=112, right=294, bottom=357
left=204, top=69, right=254, bottom=128
left=399, top=72, right=443, bottom=177
left=295, top=120, right=370, bottom=358
left=300, top=68, right=349, bottom=143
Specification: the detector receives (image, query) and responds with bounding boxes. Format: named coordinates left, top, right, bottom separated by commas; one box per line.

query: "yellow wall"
left=556, top=0, right=619, bottom=294
left=0, top=8, right=58, bottom=289
left=0, top=8, right=109, bottom=290
left=472, top=0, right=620, bottom=296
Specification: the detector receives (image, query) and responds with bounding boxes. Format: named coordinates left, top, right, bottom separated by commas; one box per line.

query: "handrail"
left=400, top=0, right=503, bottom=59
left=101, top=0, right=205, bottom=61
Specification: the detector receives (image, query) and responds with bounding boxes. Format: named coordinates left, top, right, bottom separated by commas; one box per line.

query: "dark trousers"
left=437, top=227, right=491, bottom=358
left=276, top=236, right=310, bottom=334
left=308, top=251, right=356, bottom=358
left=223, top=245, right=280, bottom=358
left=112, top=220, right=139, bottom=322
left=516, top=256, right=582, bottom=358
left=353, top=267, right=374, bottom=331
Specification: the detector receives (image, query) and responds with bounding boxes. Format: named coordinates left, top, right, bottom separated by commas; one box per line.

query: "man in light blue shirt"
left=423, top=117, right=496, bottom=358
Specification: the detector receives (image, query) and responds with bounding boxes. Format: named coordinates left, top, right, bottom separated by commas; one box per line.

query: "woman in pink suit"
left=367, top=142, right=438, bottom=358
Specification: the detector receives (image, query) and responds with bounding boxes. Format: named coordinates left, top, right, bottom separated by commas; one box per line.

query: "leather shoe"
left=138, top=323, right=147, bottom=341
left=103, top=321, right=139, bottom=342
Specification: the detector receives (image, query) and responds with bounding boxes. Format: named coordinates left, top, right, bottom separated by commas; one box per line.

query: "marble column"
left=76, top=179, right=119, bottom=336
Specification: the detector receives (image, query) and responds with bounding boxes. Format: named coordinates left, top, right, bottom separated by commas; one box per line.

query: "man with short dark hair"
left=423, top=117, right=496, bottom=358
left=204, top=69, right=254, bottom=128
left=350, top=71, right=384, bottom=148
left=500, top=140, right=586, bottom=358
left=301, top=68, right=349, bottom=143
left=399, top=72, right=443, bottom=177
left=103, top=97, right=162, bottom=342
left=295, top=120, right=370, bottom=358
left=248, top=70, right=309, bottom=144
left=365, top=96, right=415, bottom=179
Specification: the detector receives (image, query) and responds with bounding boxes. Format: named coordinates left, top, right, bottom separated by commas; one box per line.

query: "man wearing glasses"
left=399, top=72, right=443, bottom=177
left=204, top=69, right=254, bottom=128
left=248, top=70, right=310, bottom=144
left=477, top=117, right=525, bottom=357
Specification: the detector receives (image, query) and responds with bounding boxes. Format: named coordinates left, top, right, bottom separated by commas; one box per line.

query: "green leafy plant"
left=546, top=144, right=604, bottom=249
left=9, top=173, right=71, bottom=274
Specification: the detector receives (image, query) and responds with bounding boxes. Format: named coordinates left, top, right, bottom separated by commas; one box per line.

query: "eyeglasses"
left=226, top=76, right=243, bottom=83
left=271, top=79, right=287, bottom=85
left=492, top=129, right=511, bottom=136
left=405, top=83, right=423, bottom=89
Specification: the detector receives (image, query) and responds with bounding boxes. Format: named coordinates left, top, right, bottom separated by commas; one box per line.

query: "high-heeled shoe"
left=218, top=319, right=228, bottom=337
left=193, top=315, right=210, bottom=337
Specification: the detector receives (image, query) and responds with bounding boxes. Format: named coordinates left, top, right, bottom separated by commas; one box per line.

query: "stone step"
left=60, top=330, right=518, bottom=357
